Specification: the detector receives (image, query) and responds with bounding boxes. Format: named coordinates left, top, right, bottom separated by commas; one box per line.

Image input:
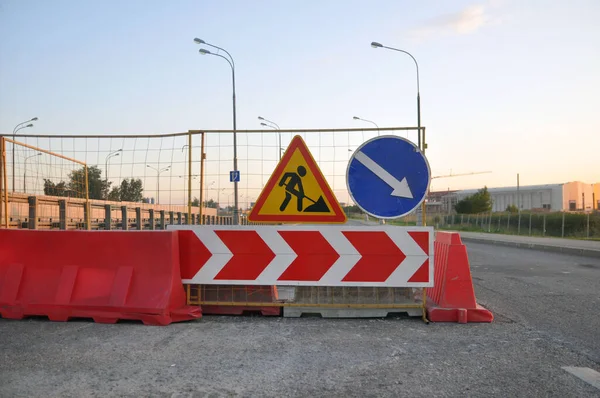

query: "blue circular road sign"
left=346, top=135, right=431, bottom=219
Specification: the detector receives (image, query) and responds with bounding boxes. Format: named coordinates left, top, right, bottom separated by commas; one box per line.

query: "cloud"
left=410, top=4, right=491, bottom=42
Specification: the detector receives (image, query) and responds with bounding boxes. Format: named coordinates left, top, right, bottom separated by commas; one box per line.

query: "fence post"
left=160, top=210, right=165, bottom=230
left=135, top=207, right=142, bottom=230
left=586, top=213, right=590, bottom=239
left=27, top=196, right=37, bottom=230
left=488, top=209, right=493, bottom=232
left=517, top=212, right=521, bottom=235
left=561, top=212, right=565, bottom=238
left=543, top=214, right=546, bottom=237
left=169, top=211, right=174, bottom=225
left=507, top=213, right=510, bottom=231
left=121, top=206, right=128, bottom=230
left=461, top=214, right=464, bottom=225
left=84, top=202, right=91, bottom=231
left=177, top=212, right=182, bottom=225
left=149, top=209, right=155, bottom=230
left=104, top=204, right=111, bottom=230
left=497, top=214, right=501, bottom=232
left=183, top=213, right=189, bottom=225
left=529, top=213, right=532, bottom=236
left=58, top=199, right=67, bottom=230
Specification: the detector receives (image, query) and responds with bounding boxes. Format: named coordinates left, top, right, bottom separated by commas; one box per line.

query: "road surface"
left=1, top=235, right=599, bottom=397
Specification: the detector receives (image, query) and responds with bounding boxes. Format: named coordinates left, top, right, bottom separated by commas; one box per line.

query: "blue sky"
left=1, top=0, right=599, bottom=200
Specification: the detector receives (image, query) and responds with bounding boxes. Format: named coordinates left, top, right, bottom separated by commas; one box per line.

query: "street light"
left=194, top=38, right=239, bottom=225
left=371, top=41, right=424, bottom=225
left=12, top=117, right=37, bottom=192
left=147, top=164, right=171, bottom=204
left=105, top=149, right=122, bottom=185
left=370, top=41, right=421, bottom=149
left=352, top=116, right=380, bottom=134
left=259, top=117, right=282, bottom=161
left=23, top=153, right=41, bottom=193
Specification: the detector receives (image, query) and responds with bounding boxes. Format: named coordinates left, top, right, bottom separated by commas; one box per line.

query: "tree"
left=43, top=180, right=67, bottom=196
left=455, top=187, right=492, bottom=214
left=68, top=165, right=110, bottom=200
left=506, top=204, right=518, bottom=213
left=190, top=197, right=218, bottom=208
left=108, top=178, right=144, bottom=202
left=203, top=199, right=218, bottom=209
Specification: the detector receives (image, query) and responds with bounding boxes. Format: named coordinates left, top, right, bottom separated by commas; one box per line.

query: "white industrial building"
left=440, top=181, right=600, bottom=213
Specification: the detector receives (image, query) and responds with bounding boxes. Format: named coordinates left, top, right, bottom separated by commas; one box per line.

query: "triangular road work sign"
left=249, top=135, right=347, bottom=224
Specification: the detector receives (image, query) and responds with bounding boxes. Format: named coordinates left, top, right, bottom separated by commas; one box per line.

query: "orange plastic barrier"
left=0, top=230, right=201, bottom=325
left=426, top=232, right=493, bottom=323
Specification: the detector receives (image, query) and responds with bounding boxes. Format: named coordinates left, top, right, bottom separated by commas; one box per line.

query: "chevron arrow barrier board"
left=170, top=226, right=434, bottom=287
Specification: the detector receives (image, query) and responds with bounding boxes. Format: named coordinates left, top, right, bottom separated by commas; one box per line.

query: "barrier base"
left=201, top=305, right=281, bottom=316
left=426, top=301, right=493, bottom=323
left=283, top=306, right=422, bottom=318
left=0, top=306, right=202, bottom=326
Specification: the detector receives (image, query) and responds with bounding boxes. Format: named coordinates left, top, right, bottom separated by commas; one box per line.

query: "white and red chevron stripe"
left=172, top=226, right=434, bottom=287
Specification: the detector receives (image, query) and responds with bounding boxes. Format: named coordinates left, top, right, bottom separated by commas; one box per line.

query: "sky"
left=1, top=0, right=599, bottom=200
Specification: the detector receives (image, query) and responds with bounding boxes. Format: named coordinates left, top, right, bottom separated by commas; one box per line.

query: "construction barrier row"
left=0, top=229, right=492, bottom=325
left=0, top=230, right=201, bottom=325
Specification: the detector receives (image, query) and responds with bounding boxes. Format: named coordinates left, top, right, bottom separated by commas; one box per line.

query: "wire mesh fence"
left=1, top=127, right=421, bottom=229
left=439, top=211, right=600, bottom=239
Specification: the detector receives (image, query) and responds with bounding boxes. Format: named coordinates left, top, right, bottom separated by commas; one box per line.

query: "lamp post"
left=23, top=153, right=41, bottom=193
left=182, top=144, right=189, bottom=205
left=352, top=116, right=380, bottom=134
left=371, top=41, right=425, bottom=225
left=147, top=164, right=171, bottom=204
left=258, top=116, right=282, bottom=161
left=370, top=42, right=421, bottom=149
left=194, top=38, right=239, bottom=225
left=12, top=117, right=37, bottom=192
left=105, top=149, right=122, bottom=184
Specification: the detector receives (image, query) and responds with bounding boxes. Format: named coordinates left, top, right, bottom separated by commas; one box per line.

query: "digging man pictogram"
left=278, top=165, right=330, bottom=213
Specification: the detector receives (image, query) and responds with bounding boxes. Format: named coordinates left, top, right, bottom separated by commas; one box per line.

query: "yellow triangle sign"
left=249, top=135, right=347, bottom=224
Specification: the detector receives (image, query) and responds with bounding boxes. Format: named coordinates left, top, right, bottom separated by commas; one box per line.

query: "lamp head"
left=258, top=116, right=264, bottom=120
left=193, top=38, right=205, bottom=44
left=31, top=117, right=39, bottom=121
left=199, top=48, right=211, bottom=55
left=260, top=122, right=268, bottom=127
left=353, top=116, right=360, bottom=120
left=25, top=124, right=33, bottom=127
left=371, top=41, right=383, bottom=48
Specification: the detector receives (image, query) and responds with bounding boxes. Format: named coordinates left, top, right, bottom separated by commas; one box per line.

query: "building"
left=441, top=181, right=599, bottom=213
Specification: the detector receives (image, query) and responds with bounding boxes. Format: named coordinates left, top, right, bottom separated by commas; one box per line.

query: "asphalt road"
left=1, top=241, right=599, bottom=397
left=466, top=241, right=600, bottom=365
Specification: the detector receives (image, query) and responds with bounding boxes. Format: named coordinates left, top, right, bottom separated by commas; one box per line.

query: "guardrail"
left=4, top=194, right=255, bottom=230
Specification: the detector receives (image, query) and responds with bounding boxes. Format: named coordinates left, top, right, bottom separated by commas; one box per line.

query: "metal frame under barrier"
left=186, top=285, right=428, bottom=322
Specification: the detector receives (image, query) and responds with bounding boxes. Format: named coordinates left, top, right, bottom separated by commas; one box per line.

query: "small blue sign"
left=346, top=136, right=431, bottom=219
left=230, top=170, right=240, bottom=182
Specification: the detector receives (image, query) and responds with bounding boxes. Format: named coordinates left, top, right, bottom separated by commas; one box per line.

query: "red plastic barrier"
left=0, top=230, right=201, bottom=325
left=426, top=232, right=493, bottom=323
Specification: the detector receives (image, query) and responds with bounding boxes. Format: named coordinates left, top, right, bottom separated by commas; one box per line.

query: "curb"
left=460, top=236, right=600, bottom=259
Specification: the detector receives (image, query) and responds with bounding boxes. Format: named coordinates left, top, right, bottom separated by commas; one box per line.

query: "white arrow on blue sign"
left=230, top=170, right=240, bottom=182
left=346, top=135, right=431, bottom=219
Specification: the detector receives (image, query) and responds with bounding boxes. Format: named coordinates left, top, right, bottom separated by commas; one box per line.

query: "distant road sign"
left=249, top=135, right=346, bottom=223
left=230, top=170, right=240, bottom=182
left=346, top=135, right=431, bottom=219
